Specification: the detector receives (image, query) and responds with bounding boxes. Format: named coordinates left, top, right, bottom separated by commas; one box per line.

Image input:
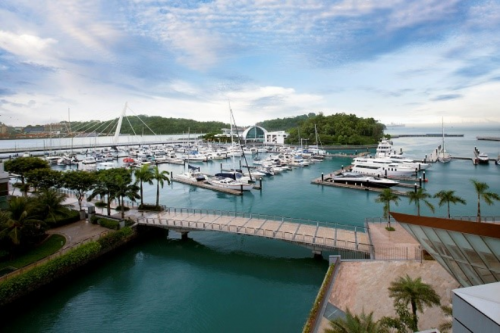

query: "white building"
left=265, top=130, right=288, bottom=145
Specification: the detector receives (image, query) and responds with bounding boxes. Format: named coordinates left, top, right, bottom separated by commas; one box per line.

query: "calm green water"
left=2, top=125, right=500, bottom=332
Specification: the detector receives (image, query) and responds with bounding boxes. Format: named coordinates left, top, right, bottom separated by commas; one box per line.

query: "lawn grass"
left=0, top=234, right=66, bottom=271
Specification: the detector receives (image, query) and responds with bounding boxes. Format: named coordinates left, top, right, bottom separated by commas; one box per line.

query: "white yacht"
left=351, top=157, right=418, bottom=177
left=375, top=140, right=397, bottom=158
left=331, top=172, right=399, bottom=188
left=96, top=162, right=116, bottom=171
left=474, top=147, right=489, bottom=164
left=176, top=165, right=206, bottom=182
left=386, top=154, right=430, bottom=170
left=82, top=156, right=97, bottom=165
left=207, top=176, right=253, bottom=191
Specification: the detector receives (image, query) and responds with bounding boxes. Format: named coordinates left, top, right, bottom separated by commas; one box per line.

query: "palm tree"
left=134, top=165, right=153, bottom=207
left=34, top=188, right=69, bottom=223
left=406, top=188, right=435, bottom=216
left=375, top=188, right=400, bottom=227
left=114, top=172, right=140, bottom=218
left=0, top=197, right=45, bottom=249
left=433, top=190, right=466, bottom=218
left=470, top=179, right=500, bottom=222
left=326, top=308, right=388, bottom=333
left=152, top=166, right=170, bottom=208
left=388, top=274, right=441, bottom=331
left=439, top=305, right=453, bottom=333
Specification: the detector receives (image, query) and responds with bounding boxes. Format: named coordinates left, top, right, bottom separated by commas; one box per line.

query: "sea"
left=1, top=124, right=499, bottom=332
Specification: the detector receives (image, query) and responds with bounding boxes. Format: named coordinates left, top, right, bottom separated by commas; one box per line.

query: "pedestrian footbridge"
left=133, top=207, right=372, bottom=255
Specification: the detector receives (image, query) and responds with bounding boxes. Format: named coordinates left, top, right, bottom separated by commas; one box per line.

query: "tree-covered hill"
left=285, top=113, right=385, bottom=145
left=257, top=114, right=314, bottom=131
left=69, top=115, right=228, bottom=136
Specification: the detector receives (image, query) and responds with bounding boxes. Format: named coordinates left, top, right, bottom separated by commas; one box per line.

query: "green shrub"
left=97, top=227, right=134, bottom=251
left=0, top=250, right=9, bottom=262
left=94, top=201, right=107, bottom=208
left=385, top=226, right=396, bottom=231
left=46, top=209, right=80, bottom=228
left=90, top=215, right=99, bottom=225
left=98, top=218, right=120, bottom=230
left=0, top=242, right=101, bottom=306
left=114, top=205, right=130, bottom=211
left=138, top=204, right=163, bottom=211
left=303, top=264, right=335, bottom=333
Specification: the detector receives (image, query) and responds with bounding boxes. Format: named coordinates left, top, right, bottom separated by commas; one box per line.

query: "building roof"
left=454, top=282, right=500, bottom=325
left=391, top=212, right=500, bottom=239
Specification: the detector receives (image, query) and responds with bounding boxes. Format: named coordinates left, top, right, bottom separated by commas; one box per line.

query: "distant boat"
left=473, top=147, right=489, bottom=164
left=385, top=122, right=405, bottom=127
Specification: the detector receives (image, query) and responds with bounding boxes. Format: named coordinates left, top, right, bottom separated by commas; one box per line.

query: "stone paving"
left=317, top=222, right=459, bottom=332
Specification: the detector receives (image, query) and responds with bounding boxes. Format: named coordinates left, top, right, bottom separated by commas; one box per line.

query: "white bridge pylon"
left=112, top=102, right=157, bottom=145
left=113, top=102, right=128, bottom=145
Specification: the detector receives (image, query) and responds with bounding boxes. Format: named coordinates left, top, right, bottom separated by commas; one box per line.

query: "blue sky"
left=1, top=0, right=500, bottom=127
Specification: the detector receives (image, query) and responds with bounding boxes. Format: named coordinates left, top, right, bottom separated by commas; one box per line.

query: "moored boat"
left=331, top=172, right=399, bottom=188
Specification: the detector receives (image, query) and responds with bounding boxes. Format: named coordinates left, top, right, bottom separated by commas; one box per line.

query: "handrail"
left=143, top=205, right=367, bottom=233
left=136, top=217, right=374, bottom=253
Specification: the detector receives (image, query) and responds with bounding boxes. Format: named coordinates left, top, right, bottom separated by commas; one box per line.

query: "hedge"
left=98, top=218, right=120, bottom=230
left=97, top=227, right=134, bottom=251
left=46, top=209, right=81, bottom=228
left=138, top=204, right=163, bottom=211
left=302, top=264, right=336, bottom=333
left=0, top=242, right=101, bottom=306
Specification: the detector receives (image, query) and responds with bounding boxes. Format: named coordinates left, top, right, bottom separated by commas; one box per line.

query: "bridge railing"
left=138, top=217, right=373, bottom=253
left=162, top=206, right=367, bottom=233
left=365, top=216, right=500, bottom=223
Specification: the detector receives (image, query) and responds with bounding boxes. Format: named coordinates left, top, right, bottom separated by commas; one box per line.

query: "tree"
left=152, top=166, right=170, bottom=208
left=326, top=308, right=388, bottom=333
left=26, top=168, right=64, bottom=192
left=134, top=164, right=153, bottom=207
left=375, top=189, right=400, bottom=227
left=470, top=179, right=500, bottom=222
left=4, top=157, right=50, bottom=196
left=406, top=188, right=435, bottom=216
left=379, top=301, right=414, bottom=333
left=433, top=190, right=466, bottom=218
left=89, top=170, right=116, bottom=216
left=388, top=274, right=441, bottom=331
left=0, top=196, right=45, bottom=250
left=33, top=188, right=69, bottom=223
left=114, top=171, right=140, bottom=218
left=62, top=170, right=97, bottom=211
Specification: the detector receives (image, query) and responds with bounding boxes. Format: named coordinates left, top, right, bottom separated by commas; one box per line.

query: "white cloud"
left=0, top=30, right=57, bottom=63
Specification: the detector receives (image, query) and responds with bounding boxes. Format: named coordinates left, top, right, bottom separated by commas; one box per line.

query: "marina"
left=2, top=125, right=500, bottom=333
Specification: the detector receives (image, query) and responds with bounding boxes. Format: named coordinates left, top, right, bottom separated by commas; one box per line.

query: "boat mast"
left=441, top=117, right=445, bottom=157
left=228, top=101, right=253, bottom=181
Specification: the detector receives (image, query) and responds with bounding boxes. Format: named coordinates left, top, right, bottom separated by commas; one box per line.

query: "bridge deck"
left=135, top=209, right=371, bottom=253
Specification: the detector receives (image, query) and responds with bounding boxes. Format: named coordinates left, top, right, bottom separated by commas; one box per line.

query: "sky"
left=1, top=0, right=500, bottom=128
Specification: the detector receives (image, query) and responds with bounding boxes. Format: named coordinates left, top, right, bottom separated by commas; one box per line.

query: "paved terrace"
left=317, top=221, right=458, bottom=332
left=131, top=207, right=372, bottom=254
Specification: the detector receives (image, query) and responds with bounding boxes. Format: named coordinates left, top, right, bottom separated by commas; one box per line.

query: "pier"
left=477, top=136, right=500, bottom=141
left=390, top=134, right=464, bottom=138
left=311, top=167, right=424, bottom=196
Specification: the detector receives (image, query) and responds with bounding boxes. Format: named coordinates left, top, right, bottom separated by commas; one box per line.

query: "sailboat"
left=437, top=118, right=452, bottom=163
left=207, top=103, right=253, bottom=191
